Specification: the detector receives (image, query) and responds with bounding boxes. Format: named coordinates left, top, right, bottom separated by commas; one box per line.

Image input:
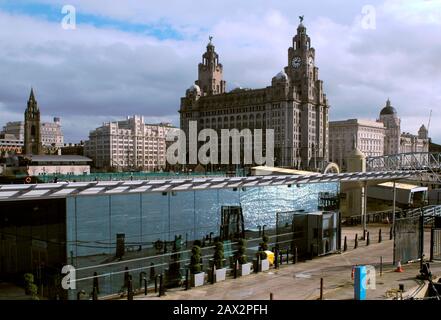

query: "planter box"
left=215, top=268, right=227, bottom=282
left=191, top=272, right=205, bottom=287
left=239, top=263, right=252, bottom=276
left=261, top=259, right=270, bottom=272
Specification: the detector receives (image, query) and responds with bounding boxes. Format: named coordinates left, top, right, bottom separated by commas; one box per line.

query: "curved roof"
left=274, top=71, right=288, bottom=80
left=380, top=99, right=397, bottom=116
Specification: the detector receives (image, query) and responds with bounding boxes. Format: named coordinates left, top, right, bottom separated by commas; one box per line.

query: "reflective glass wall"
left=66, top=182, right=338, bottom=265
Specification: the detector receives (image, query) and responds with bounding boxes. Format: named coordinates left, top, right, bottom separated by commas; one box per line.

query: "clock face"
left=292, top=56, right=302, bottom=68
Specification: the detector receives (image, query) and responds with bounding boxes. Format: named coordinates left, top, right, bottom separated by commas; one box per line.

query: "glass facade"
left=66, top=182, right=338, bottom=299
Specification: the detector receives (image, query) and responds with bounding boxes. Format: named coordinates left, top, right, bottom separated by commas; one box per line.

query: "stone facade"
left=84, top=115, right=176, bottom=171
left=378, top=99, right=429, bottom=154
left=329, top=119, right=385, bottom=171
left=180, top=21, right=329, bottom=170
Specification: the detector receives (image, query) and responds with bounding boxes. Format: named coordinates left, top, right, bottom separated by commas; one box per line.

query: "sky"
left=0, top=0, right=440, bottom=143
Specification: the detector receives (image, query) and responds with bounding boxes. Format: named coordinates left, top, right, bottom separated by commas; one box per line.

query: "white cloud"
left=0, top=0, right=440, bottom=143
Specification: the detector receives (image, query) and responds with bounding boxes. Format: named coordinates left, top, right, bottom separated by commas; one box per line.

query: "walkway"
left=131, top=226, right=440, bottom=300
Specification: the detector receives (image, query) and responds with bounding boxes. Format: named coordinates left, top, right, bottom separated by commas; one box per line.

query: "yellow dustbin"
left=265, top=250, right=275, bottom=265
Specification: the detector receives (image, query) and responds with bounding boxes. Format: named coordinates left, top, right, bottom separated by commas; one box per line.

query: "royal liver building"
left=180, top=19, right=329, bottom=170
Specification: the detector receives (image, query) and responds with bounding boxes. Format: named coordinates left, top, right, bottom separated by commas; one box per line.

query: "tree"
left=213, top=240, right=224, bottom=269
left=190, top=245, right=202, bottom=274
left=236, top=239, right=247, bottom=264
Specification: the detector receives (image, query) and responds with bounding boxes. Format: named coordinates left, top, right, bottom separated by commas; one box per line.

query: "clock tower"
left=24, top=88, right=43, bottom=155
left=284, top=17, right=329, bottom=169
left=196, top=36, right=226, bottom=96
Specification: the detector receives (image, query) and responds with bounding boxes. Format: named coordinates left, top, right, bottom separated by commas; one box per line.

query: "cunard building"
left=179, top=19, right=330, bottom=170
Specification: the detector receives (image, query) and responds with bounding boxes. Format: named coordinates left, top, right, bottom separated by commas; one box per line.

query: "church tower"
left=24, top=88, right=42, bottom=155
left=196, top=37, right=226, bottom=96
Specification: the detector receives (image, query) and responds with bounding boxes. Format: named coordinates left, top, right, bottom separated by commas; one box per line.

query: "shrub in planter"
left=190, top=245, right=205, bottom=287
left=212, top=241, right=227, bottom=282
left=23, top=273, right=39, bottom=300
left=236, top=239, right=252, bottom=276
left=213, top=241, right=225, bottom=269
left=258, top=235, right=270, bottom=271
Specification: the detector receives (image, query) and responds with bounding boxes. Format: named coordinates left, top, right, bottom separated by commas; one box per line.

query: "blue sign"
left=354, top=266, right=367, bottom=300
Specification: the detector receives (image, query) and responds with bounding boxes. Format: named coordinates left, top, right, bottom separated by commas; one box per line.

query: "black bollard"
left=380, top=256, right=383, bottom=277
left=379, top=229, right=382, bottom=243
left=343, top=236, right=347, bottom=252
left=275, top=249, right=279, bottom=269
left=92, top=286, right=98, bottom=300
left=320, top=278, right=324, bottom=300
left=255, top=254, right=260, bottom=273
left=127, top=277, right=133, bottom=300
left=234, top=259, right=238, bottom=279
left=154, top=275, right=158, bottom=293
left=294, top=247, right=298, bottom=264
left=270, top=292, right=273, bottom=300
left=354, top=234, right=358, bottom=249
left=389, top=226, right=393, bottom=240
left=211, top=263, right=215, bottom=284
left=124, top=266, right=129, bottom=288
left=158, top=274, right=164, bottom=297
left=93, top=272, right=99, bottom=294
left=143, top=277, right=148, bottom=296
left=286, top=250, right=289, bottom=265
left=366, top=232, right=370, bottom=246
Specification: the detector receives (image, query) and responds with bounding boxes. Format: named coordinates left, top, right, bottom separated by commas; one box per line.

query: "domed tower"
left=378, top=99, right=401, bottom=155
left=196, top=36, right=226, bottom=96
left=418, top=124, right=428, bottom=140
left=24, top=88, right=42, bottom=155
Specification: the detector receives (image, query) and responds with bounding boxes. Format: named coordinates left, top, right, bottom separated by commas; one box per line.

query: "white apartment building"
left=329, top=119, right=385, bottom=171
left=85, top=116, right=175, bottom=171
left=2, top=117, right=64, bottom=147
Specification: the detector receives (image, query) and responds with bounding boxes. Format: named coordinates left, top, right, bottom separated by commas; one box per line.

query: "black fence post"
left=124, top=266, right=129, bottom=288
left=143, top=277, right=148, bottom=296
left=234, top=260, right=238, bottom=279
left=354, top=234, right=358, bottom=249
left=255, top=254, right=260, bottom=273
left=286, top=250, right=289, bottom=265
left=127, top=276, right=133, bottom=300
left=158, top=274, right=164, bottom=297
left=343, top=236, right=347, bottom=252
left=93, top=272, right=99, bottom=294
left=154, top=275, right=158, bottom=293
left=92, top=286, right=98, bottom=300
left=275, top=249, right=279, bottom=269
left=389, top=226, right=393, bottom=240
left=366, top=232, right=370, bottom=246
left=379, top=229, right=382, bottom=243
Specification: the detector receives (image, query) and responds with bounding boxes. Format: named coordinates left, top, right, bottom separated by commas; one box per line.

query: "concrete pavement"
left=130, top=225, right=440, bottom=300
